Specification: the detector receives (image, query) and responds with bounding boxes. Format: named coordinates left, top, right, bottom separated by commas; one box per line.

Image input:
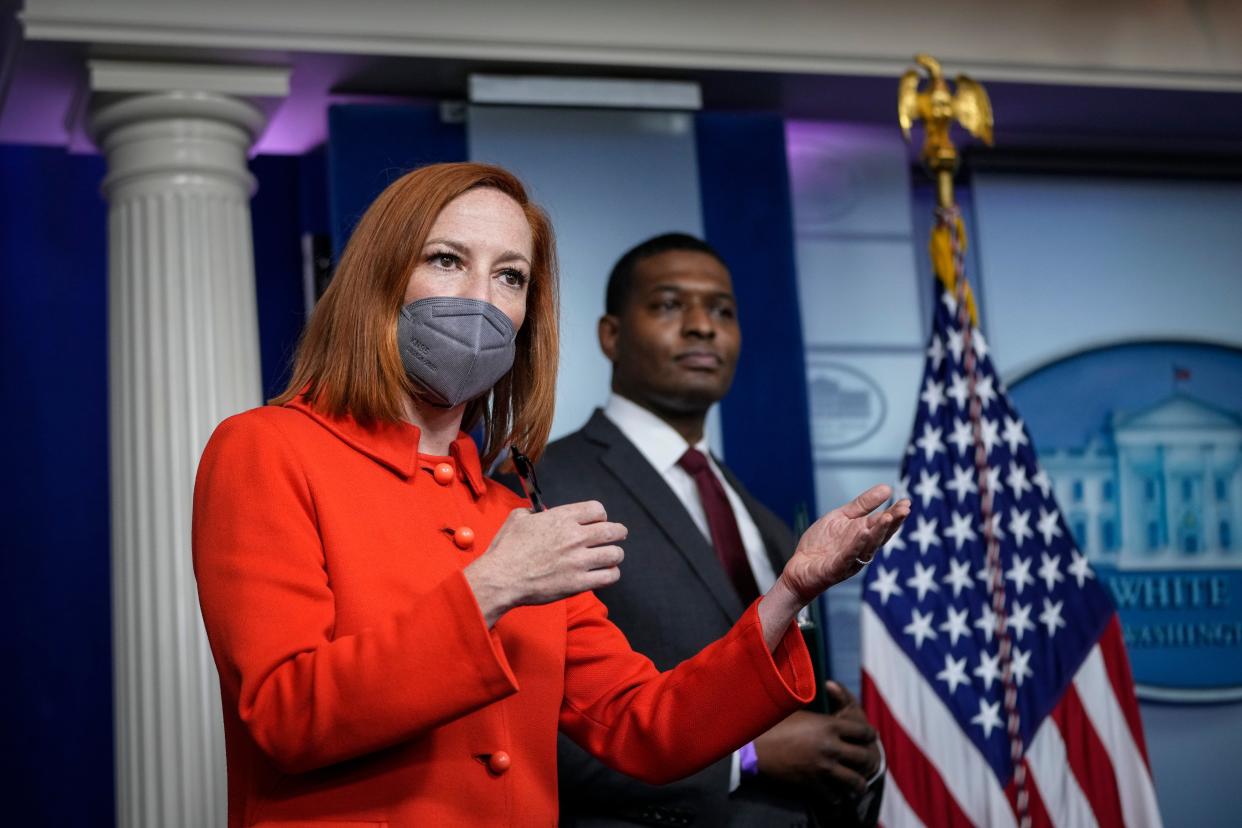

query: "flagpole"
left=899, top=55, right=1040, bottom=828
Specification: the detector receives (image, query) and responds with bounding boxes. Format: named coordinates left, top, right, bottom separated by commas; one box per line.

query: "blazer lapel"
left=583, top=411, right=746, bottom=623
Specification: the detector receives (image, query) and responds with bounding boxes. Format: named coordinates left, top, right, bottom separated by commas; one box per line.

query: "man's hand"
left=753, top=681, right=881, bottom=797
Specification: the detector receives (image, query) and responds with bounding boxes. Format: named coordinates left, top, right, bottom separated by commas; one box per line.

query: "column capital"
left=86, top=61, right=290, bottom=196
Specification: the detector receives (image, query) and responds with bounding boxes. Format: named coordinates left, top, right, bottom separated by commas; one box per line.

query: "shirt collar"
left=602, top=393, right=709, bottom=474
left=285, top=396, right=488, bottom=495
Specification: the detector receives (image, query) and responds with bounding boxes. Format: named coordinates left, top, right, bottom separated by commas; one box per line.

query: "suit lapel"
left=583, top=411, right=746, bottom=623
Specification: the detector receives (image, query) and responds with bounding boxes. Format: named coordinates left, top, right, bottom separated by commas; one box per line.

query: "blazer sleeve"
left=192, top=413, right=520, bottom=774
left=558, top=591, right=815, bottom=785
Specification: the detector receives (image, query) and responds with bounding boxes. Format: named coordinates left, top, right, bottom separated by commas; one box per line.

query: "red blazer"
left=192, top=399, right=814, bottom=827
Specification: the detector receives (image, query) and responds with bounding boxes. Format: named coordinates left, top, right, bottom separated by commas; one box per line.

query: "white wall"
left=972, top=174, right=1242, bottom=378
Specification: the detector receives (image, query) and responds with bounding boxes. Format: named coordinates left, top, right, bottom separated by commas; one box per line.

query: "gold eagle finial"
left=898, top=53, right=993, bottom=208
left=899, top=54, right=993, bottom=324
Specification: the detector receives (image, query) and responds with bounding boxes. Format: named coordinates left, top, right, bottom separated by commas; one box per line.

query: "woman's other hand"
left=464, top=500, right=628, bottom=626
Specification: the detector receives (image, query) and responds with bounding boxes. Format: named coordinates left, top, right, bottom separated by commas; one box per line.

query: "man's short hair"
left=605, top=233, right=727, bottom=315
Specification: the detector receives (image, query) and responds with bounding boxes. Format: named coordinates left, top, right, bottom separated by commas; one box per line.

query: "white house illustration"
left=1040, top=394, right=1242, bottom=570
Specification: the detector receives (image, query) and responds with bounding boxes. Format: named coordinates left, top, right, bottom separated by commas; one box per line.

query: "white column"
left=88, top=63, right=288, bottom=828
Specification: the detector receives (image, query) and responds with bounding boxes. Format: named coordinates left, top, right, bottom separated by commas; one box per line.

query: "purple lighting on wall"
left=785, top=119, right=878, bottom=193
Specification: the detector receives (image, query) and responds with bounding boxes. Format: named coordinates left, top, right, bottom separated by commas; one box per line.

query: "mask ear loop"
left=510, top=447, right=547, bottom=513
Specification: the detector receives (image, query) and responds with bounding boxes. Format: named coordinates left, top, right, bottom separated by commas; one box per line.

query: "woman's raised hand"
left=464, top=501, right=628, bottom=627
left=780, top=485, right=910, bottom=602
left=757, top=486, right=909, bottom=651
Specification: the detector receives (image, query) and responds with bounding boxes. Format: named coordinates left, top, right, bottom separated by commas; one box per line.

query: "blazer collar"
left=285, top=397, right=488, bottom=495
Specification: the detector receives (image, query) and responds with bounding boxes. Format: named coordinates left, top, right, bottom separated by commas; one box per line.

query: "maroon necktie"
left=677, top=448, right=761, bottom=605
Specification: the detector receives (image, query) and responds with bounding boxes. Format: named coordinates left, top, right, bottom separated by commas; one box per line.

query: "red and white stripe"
left=863, top=607, right=1162, bottom=827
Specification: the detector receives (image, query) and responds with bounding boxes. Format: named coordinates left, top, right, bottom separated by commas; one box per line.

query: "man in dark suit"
left=522, top=234, right=886, bottom=827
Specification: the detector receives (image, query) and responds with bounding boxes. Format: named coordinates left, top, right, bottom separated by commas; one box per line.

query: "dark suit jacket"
left=501, top=410, right=880, bottom=828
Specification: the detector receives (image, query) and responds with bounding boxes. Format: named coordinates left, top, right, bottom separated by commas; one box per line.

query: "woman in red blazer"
left=192, top=162, right=909, bottom=827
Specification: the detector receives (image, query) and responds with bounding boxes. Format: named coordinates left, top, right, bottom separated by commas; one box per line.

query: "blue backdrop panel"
left=0, top=145, right=114, bottom=825
left=695, top=113, right=817, bottom=528
left=327, top=104, right=467, bottom=257
left=297, top=144, right=331, bottom=238
left=251, top=154, right=315, bottom=399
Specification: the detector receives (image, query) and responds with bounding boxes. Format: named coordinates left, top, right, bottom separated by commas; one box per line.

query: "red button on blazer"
left=433, top=462, right=455, bottom=485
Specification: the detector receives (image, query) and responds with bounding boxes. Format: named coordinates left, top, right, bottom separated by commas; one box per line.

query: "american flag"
left=860, top=266, right=1162, bottom=827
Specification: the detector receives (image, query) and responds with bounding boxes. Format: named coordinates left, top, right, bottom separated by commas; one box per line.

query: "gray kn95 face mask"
left=397, top=296, right=518, bottom=407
